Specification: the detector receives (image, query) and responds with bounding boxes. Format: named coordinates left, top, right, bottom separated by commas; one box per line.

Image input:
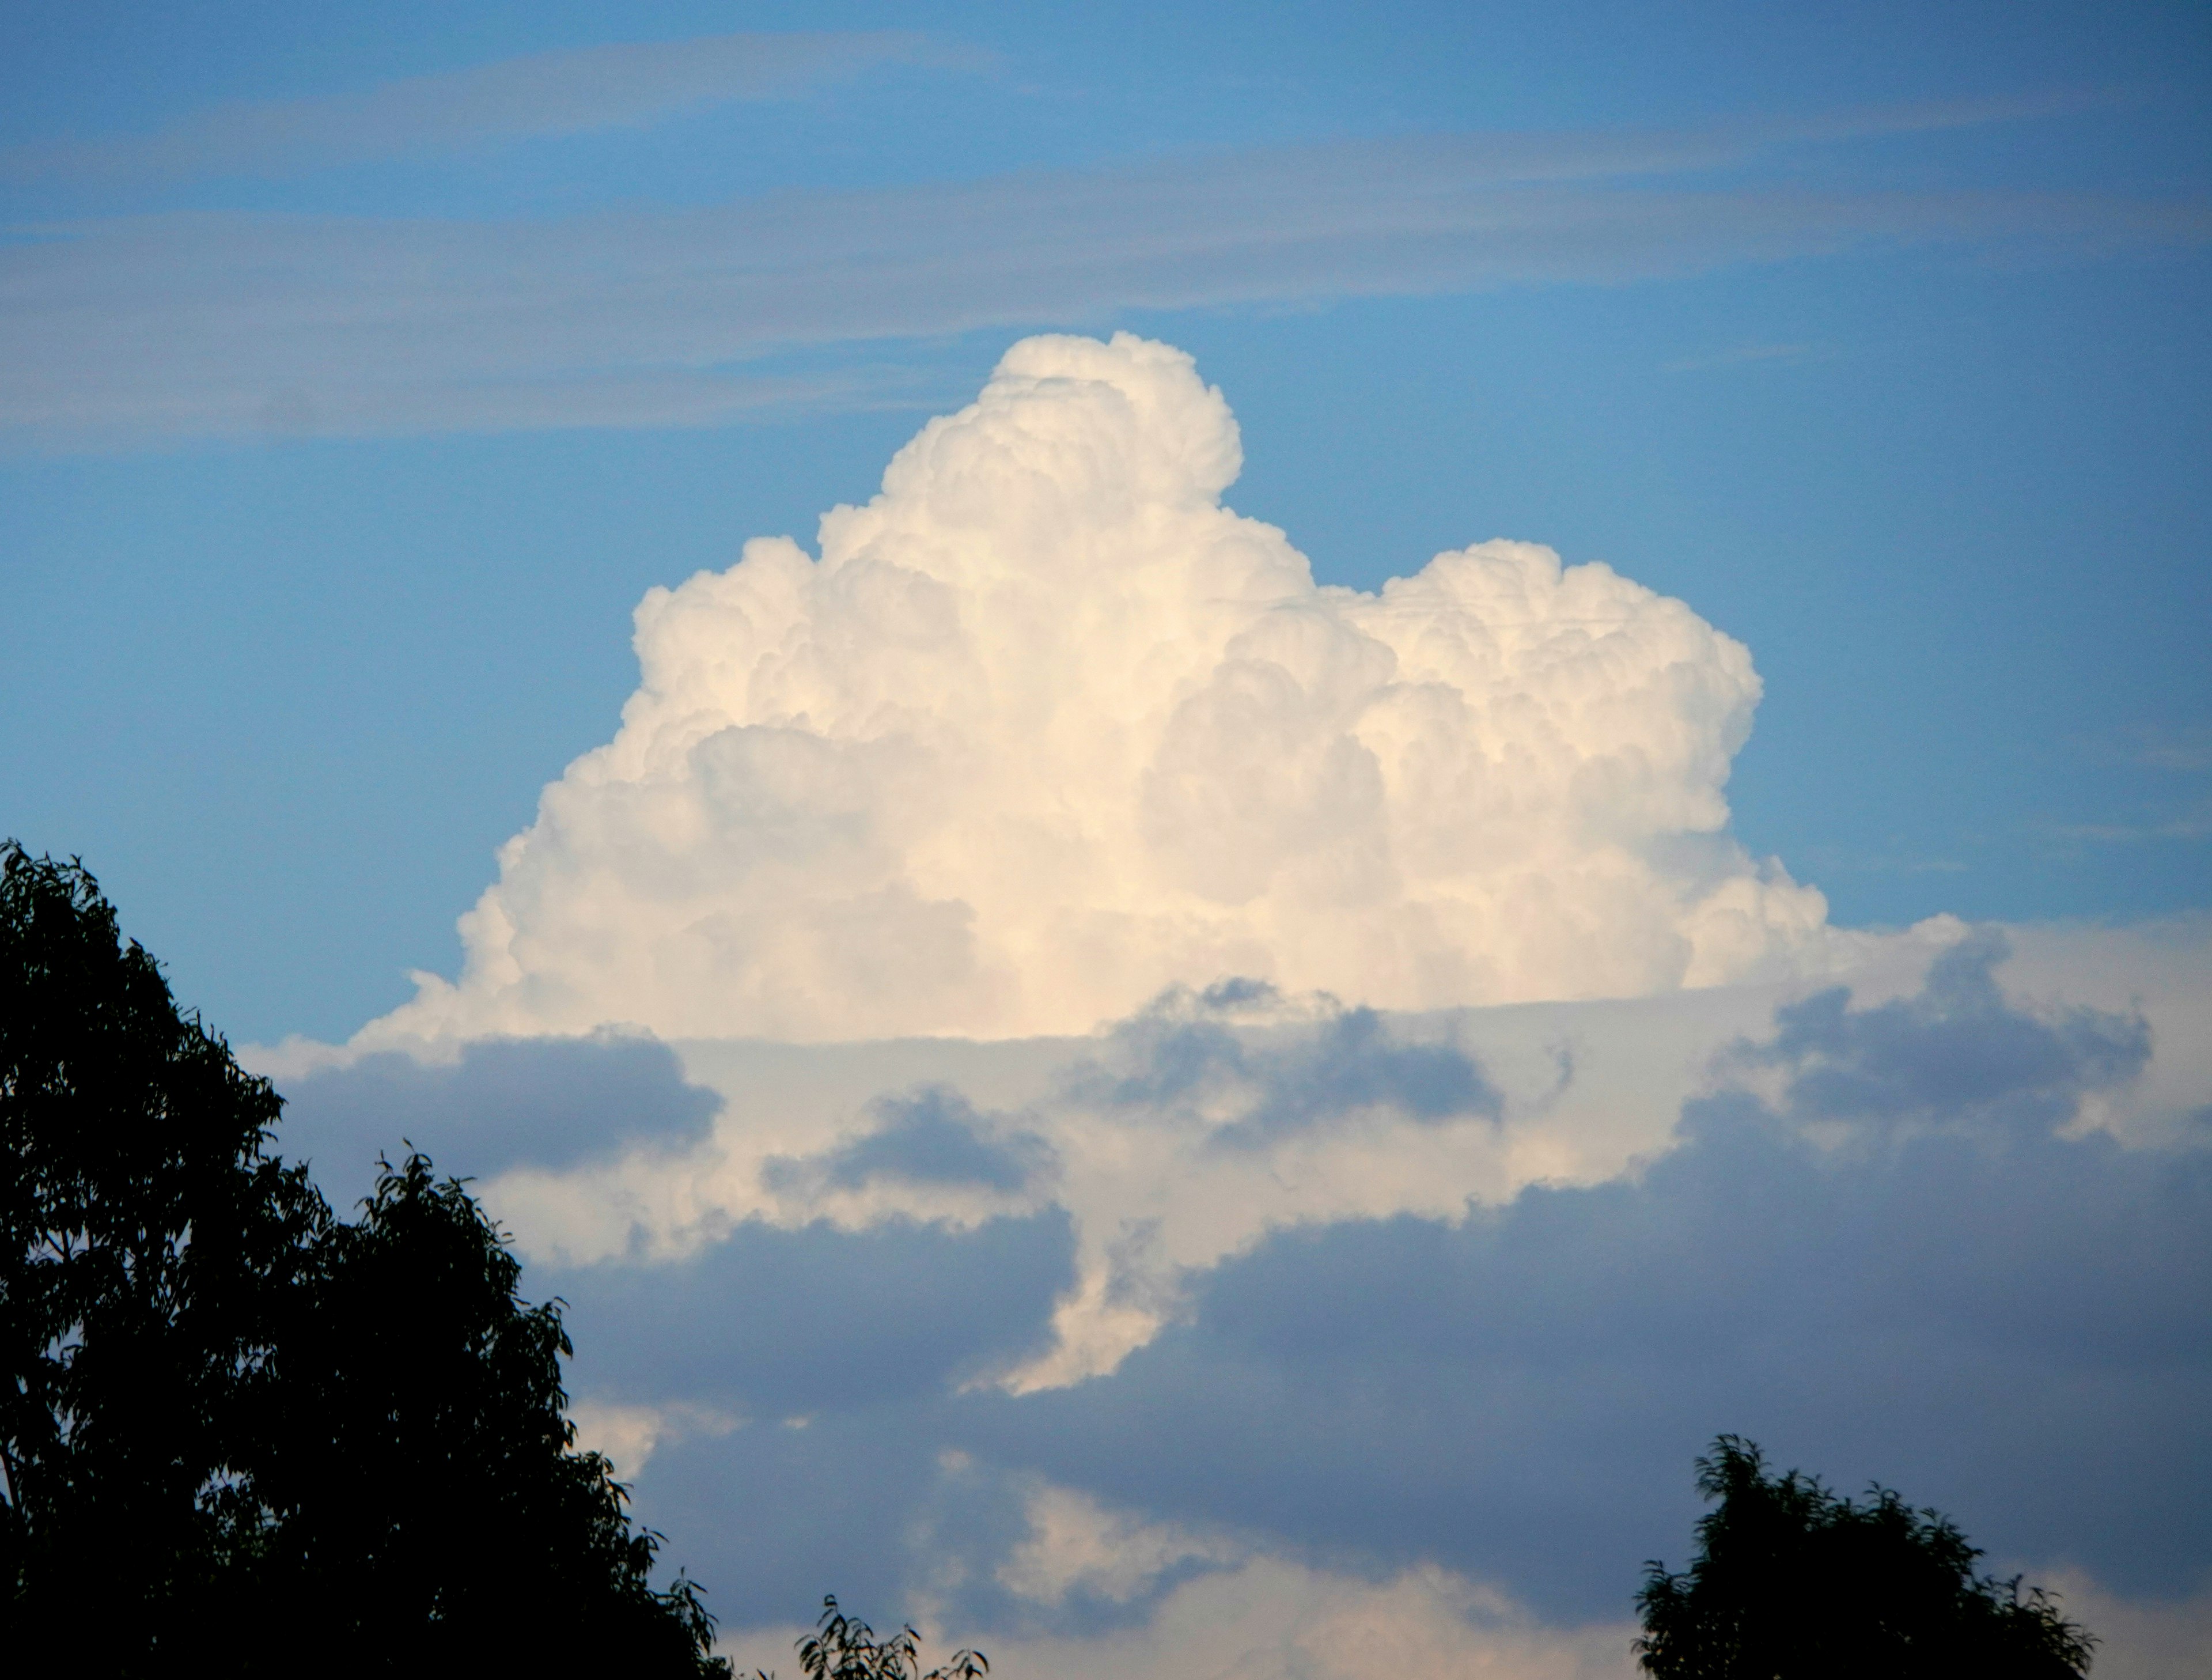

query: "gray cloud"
left=551, top=1209, right=1074, bottom=1621
left=5, top=104, right=2201, bottom=448
left=0, top=31, right=975, bottom=186
left=529, top=937, right=2207, bottom=1640
left=969, top=1118, right=2208, bottom=1617
left=556, top=1210, right=1074, bottom=1420
left=766, top=1085, right=1059, bottom=1194
left=1748, top=928, right=2151, bottom=1131
left=277, top=1032, right=718, bottom=1208
left=1070, top=983, right=1500, bottom=1149
left=967, top=940, right=2195, bottom=1621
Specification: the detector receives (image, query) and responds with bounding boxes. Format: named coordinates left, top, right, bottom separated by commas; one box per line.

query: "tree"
left=758, top=1595, right=987, bottom=1680
left=1635, top=1435, right=2094, bottom=1678
left=1, top=842, right=324, bottom=1651
left=1, top=843, right=726, bottom=1672
left=237, top=1151, right=728, bottom=1673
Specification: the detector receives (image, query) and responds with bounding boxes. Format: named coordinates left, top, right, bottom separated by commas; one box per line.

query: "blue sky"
left=5, top=6, right=2210, bottom=1671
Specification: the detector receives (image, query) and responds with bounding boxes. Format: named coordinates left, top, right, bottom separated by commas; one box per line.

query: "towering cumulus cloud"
left=372, top=333, right=1832, bottom=1045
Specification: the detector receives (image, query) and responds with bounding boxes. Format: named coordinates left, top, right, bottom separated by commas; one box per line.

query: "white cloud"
left=0, top=31, right=975, bottom=185
left=996, top=1483, right=1240, bottom=1607
left=568, top=1398, right=740, bottom=1482
left=361, top=332, right=1846, bottom=1050
left=2026, top=1570, right=2212, bottom=1680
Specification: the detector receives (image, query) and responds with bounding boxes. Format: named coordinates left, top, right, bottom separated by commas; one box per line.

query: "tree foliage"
left=759, top=1595, right=987, bottom=1680
left=1635, top=1436, right=2094, bottom=1678
left=0, top=841, right=323, bottom=1646
left=1, top=843, right=727, bottom=1671
left=237, top=1152, right=728, bottom=1670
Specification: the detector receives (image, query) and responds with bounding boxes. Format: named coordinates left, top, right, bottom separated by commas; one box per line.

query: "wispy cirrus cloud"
left=2067, top=721, right=2212, bottom=774
left=0, top=29, right=982, bottom=186
left=2, top=100, right=2202, bottom=449
left=1661, top=340, right=1831, bottom=373
left=2051, top=804, right=2212, bottom=845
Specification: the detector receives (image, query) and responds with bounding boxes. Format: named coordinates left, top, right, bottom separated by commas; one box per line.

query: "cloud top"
left=370, top=333, right=1834, bottom=1045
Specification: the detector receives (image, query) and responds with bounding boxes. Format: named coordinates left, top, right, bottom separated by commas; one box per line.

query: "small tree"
left=759, top=1595, right=987, bottom=1680
left=1635, top=1436, right=2094, bottom=1678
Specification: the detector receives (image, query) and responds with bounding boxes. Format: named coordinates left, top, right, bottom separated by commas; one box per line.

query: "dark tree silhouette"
left=236, top=1152, right=729, bottom=1673
left=1635, top=1436, right=2094, bottom=1678
left=757, top=1595, right=987, bottom=1680
left=1, top=842, right=324, bottom=1652
left=1, top=843, right=726, bottom=1673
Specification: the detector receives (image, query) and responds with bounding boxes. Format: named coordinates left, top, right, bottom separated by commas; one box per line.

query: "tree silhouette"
left=1635, top=1435, right=2094, bottom=1678
left=757, top=1595, right=987, bottom=1680
left=236, top=1152, right=729, bottom=1672
left=1, top=843, right=726, bottom=1672
left=1, top=842, right=324, bottom=1651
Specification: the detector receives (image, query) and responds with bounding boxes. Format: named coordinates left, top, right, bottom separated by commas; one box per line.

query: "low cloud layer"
left=978, top=948, right=2198, bottom=1622
left=430, top=928, right=2209, bottom=1664
left=363, top=332, right=1840, bottom=1046
left=260, top=911, right=2212, bottom=1671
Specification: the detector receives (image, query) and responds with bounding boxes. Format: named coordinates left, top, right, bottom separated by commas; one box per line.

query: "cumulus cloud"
left=191, top=316, right=2204, bottom=1675
left=363, top=332, right=1841, bottom=1049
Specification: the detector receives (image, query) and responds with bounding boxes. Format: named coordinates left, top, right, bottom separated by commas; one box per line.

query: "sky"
left=4, top=4, right=2210, bottom=1674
